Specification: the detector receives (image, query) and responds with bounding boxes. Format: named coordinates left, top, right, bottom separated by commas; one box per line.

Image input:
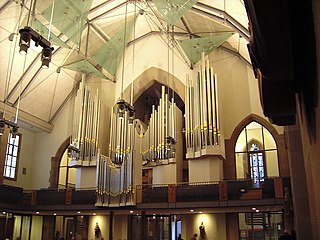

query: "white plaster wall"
left=30, top=215, right=43, bottom=240
left=31, top=99, right=73, bottom=189
left=76, top=167, right=96, bottom=189
left=206, top=49, right=283, bottom=139
left=89, top=215, right=109, bottom=240
left=153, top=164, right=177, bottom=185
left=188, top=156, right=223, bottom=182
left=115, top=34, right=192, bottom=101
left=182, top=213, right=226, bottom=240
left=3, top=127, right=35, bottom=189
left=113, top=215, right=128, bottom=240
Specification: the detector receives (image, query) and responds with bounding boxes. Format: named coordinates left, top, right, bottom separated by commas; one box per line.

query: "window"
left=248, top=142, right=265, bottom=187
left=59, top=151, right=76, bottom=188
left=4, top=133, right=21, bottom=180
left=235, top=121, right=279, bottom=187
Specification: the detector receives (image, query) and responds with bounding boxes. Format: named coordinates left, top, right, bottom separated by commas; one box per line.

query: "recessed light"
left=199, top=211, right=203, bottom=214
left=36, top=211, right=39, bottom=214
left=2, top=212, right=6, bottom=215
left=77, top=211, right=81, bottom=214
left=190, top=210, right=194, bottom=212
left=255, top=209, right=260, bottom=212
left=93, top=213, right=96, bottom=216
left=252, top=207, right=256, bottom=211
left=130, top=210, right=133, bottom=214
left=53, top=213, right=57, bottom=216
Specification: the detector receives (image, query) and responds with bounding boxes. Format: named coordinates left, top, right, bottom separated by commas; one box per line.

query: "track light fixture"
left=0, top=114, right=19, bottom=138
left=0, top=119, right=5, bottom=136
left=41, top=47, right=53, bottom=69
left=19, top=29, right=31, bottom=55
left=18, top=26, right=54, bottom=68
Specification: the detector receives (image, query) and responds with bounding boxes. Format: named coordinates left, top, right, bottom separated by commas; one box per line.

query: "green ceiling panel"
left=179, top=33, right=234, bottom=64
left=63, top=59, right=109, bottom=79
left=30, top=18, right=70, bottom=49
left=153, top=0, right=198, bottom=25
left=92, top=16, right=136, bottom=76
left=42, top=0, right=93, bottom=44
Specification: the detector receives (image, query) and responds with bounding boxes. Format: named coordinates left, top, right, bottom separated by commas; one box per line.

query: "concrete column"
left=285, top=124, right=312, bottom=239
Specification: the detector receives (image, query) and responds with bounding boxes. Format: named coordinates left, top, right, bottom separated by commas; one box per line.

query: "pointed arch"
left=230, top=114, right=279, bottom=142
left=49, top=136, right=71, bottom=188
left=122, top=67, right=185, bottom=106
left=224, top=114, right=289, bottom=179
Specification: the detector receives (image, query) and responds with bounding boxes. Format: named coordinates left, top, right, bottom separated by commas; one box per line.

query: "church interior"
left=0, top=0, right=319, bottom=239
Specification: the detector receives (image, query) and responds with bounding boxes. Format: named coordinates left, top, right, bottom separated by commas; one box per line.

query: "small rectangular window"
left=4, top=133, right=20, bottom=180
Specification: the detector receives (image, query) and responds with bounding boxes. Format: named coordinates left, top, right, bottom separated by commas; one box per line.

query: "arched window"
left=235, top=121, right=279, bottom=187
left=58, top=151, right=76, bottom=188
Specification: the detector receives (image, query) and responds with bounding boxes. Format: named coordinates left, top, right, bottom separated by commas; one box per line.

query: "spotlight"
left=41, top=47, right=53, bottom=69
left=128, top=107, right=135, bottom=125
left=10, top=125, right=19, bottom=139
left=19, top=28, right=31, bottom=55
left=0, top=119, right=5, bottom=136
left=19, top=26, right=54, bottom=68
left=117, top=99, right=126, bottom=120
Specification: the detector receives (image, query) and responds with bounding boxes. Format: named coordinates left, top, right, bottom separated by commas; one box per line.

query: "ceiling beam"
left=0, top=101, right=53, bottom=132
left=219, top=45, right=252, bottom=68
left=89, top=1, right=127, bottom=23
left=48, top=76, right=85, bottom=123
left=89, top=0, right=117, bottom=13
left=0, top=0, right=11, bottom=14
left=89, top=22, right=110, bottom=42
left=5, top=52, right=42, bottom=103
left=180, top=16, right=193, bottom=37
left=192, top=3, right=249, bottom=41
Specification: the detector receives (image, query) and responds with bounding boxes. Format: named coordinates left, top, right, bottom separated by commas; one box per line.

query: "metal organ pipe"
left=140, top=86, right=177, bottom=165
left=185, top=53, right=220, bottom=158
left=70, top=76, right=101, bottom=163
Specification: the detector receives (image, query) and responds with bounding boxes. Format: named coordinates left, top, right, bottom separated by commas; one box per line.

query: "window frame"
left=235, top=121, right=279, bottom=185
left=3, top=132, right=22, bottom=181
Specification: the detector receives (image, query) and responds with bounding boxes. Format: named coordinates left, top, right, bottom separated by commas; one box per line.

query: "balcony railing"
left=136, top=177, right=290, bottom=205
left=0, top=177, right=290, bottom=210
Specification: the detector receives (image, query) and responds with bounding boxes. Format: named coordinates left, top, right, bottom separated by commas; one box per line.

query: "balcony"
left=135, top=177, right=290, bottom=210
left=0, top=177, right=290, bottom=212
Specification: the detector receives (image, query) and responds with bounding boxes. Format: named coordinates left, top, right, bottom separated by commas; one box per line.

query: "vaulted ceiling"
left=0, top=0, right=250, bottom=132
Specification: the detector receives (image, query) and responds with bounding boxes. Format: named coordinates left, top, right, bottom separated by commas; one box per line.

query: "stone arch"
left=49, top=136, right=70, bottom=188
left=122, top=67, right=185, bottom=105
left=230, top=114, right=279, bottom=142
left=224, top=114, right=289, bottom=179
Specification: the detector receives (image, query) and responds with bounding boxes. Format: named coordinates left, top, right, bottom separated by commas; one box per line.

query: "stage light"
left=41, top=47, right=53, bottom=69
left=19, top=29, right=31, bottom=55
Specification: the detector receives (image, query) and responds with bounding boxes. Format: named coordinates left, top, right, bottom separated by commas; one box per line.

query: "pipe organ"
left=185, top=53, right=221, bottom=158
left=69, top=77, right=101, bottom=165
left=96, top=99, right=135, bottom=206
left=140, top=86, right=177, bottom=166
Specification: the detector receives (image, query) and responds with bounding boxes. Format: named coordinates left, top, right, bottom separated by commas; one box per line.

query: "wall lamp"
left=0, top=115, right=19, bottom=138
left=19, top=26, right=54, bottom=68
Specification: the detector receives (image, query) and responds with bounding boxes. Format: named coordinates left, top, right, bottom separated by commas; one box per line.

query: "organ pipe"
left=185, top=53, right=220, bottom=158
left=69, top=75, right=101, bottom=163
left=140, top=85, right=177, bottom=166
left=108, top=99, right=134, bottom=166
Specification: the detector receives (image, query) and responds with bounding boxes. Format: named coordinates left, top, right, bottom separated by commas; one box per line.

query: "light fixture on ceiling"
left=0, top=112, right=19, bottom=138
left=18, top=26, right=54, bottom=68
left=0, top=119, right=5, bottom=136
left=41, top=47, right=53, bottom=69
left=18, top=28, right=31, bottom=55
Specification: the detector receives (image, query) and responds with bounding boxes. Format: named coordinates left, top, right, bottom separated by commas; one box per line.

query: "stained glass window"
left=4, top=133, right=20, bottom=180
left=235, top=121, right=279, bottom=187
